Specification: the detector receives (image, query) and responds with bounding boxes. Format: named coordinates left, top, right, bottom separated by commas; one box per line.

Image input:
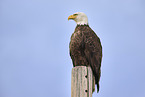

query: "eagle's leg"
left=73, top=55, right=88, bottom=67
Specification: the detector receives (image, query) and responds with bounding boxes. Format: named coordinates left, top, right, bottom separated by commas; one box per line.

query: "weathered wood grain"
left=71, top=66, right=95, bottom=97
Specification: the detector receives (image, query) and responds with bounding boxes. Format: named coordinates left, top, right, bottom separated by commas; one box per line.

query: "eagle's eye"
left=73, top=14, right=78, bottom=16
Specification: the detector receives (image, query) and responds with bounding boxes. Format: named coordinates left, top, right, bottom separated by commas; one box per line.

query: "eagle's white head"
left=68, top=12, right=88, bottom=25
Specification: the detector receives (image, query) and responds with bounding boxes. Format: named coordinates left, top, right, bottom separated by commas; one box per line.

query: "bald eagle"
left=68, top=12, right=102, bottom=93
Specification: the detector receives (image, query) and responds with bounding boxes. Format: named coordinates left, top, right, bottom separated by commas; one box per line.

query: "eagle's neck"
left=75, top=24, right=90, bottom=31
left=76, top=20, right=88, bottom=25
left=76, top=22, right=88, bottom=25
left=77, top=24, right=89, bottom=26
left=77, top=23, right=89, bottom=25
left=75, top=16, right=88, bottom=25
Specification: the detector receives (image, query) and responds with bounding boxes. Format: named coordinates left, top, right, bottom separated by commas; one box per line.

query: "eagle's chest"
left=70, top=31, right=83, bottom=49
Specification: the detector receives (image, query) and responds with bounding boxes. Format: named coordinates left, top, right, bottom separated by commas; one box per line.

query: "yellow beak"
left=68, top=15, right=77, bottom=20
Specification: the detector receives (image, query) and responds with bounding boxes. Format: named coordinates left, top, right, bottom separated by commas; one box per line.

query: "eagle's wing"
left=84, top=30, right=102, bottom=93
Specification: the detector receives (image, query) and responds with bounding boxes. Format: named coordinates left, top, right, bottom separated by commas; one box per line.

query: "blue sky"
left=0, top=0, right=145, bottom=97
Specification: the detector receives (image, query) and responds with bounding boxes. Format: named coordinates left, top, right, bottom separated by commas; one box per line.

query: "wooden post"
left=71, top=66, right=95, bottom=97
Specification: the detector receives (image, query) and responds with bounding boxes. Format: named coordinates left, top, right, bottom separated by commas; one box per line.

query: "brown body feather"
left=69, top=25, right=102, bottom=93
